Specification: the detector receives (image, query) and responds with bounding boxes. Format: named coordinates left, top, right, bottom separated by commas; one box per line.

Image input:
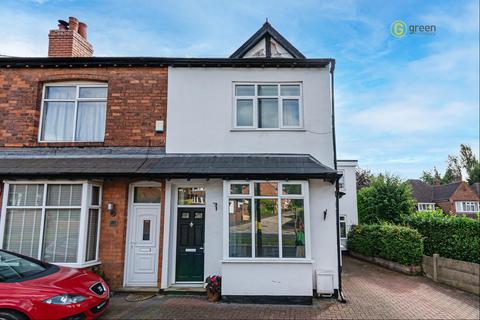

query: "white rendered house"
left=161, top=22, right=348, bottom=303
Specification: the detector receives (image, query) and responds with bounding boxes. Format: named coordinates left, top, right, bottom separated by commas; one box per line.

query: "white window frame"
left=339, top=215, right=347, bottom=239
left=232, top=82, right=303, bottom=130
left=38, top=82, right=108, bottom=143
left=0, top=180, right=102, bottom=268
left=455, top=201, right=479, bottom=213
left=222, top=180, right=311, bottom=262
left=417, top=203, right=436, bottom=211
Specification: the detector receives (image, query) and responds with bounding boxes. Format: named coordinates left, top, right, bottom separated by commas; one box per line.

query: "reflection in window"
left=254, top=182, right=278, bottom=196
left=255, top=199, right=278, bottom=258
left=281, top=199, right=305, bottom=258
left=229, top=199, right=252, bottom=257
left=339, top=216, right=347, bottom=239
left=134, top=187, right=161, bottom=203
left=178, top=187, right=205, bottom=205
left=230, top=184, right=250, bottom=195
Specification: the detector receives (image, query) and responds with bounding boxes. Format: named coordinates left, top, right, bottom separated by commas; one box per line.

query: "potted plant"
left=205, top=275, right=221, bottom=302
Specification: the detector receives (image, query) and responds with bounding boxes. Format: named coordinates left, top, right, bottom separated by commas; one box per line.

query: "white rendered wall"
left=338, top=161, right=359, bottom=249
left=166, top=67, right=334, bottom=167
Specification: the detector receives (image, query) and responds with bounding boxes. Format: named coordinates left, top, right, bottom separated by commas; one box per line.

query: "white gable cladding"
left=166, top=67, right=334, bottom=167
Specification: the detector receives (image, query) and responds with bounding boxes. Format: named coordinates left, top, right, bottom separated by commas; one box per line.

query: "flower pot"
left=207, top=289, right=220, bottom=302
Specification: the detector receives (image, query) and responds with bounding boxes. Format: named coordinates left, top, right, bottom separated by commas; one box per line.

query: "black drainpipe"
left=330, top=60, right=346, bottom=303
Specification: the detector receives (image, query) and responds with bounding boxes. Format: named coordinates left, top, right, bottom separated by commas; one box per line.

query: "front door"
left=125, top=205, right=160, bottom=286
left=175, top=208, right=205, bottom=282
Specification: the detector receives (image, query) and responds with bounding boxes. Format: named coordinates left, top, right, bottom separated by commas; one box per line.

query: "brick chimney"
left=48, top=17, right=93, bottom=57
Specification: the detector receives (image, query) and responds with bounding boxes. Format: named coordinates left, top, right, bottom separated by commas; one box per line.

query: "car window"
left=0, top=251, right=47, bottom=282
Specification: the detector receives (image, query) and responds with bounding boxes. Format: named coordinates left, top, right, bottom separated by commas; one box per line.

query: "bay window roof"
left=0, top=147, right=338, bottom=181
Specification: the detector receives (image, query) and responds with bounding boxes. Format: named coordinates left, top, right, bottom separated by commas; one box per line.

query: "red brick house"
left=409, top=179, right=480, bottom=217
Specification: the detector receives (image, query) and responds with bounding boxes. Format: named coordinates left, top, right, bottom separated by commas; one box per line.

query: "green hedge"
left=347, top=223, right=423, bottom=265
left=404, top=210, right=480, bottom=264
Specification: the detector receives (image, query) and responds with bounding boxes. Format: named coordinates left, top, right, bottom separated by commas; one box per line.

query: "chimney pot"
left=78, top=22, right=88, bottom=39
left=68, top=16, right=79, bottom=32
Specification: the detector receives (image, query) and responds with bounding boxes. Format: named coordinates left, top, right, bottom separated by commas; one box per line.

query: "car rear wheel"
left=0, top=310, right=28, bottom=320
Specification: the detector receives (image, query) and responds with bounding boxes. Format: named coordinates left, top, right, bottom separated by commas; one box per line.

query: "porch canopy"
left=0, top=147, right=338, bottom=181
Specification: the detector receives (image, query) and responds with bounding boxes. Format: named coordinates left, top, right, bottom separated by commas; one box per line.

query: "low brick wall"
left=422, top=254, right=479, bottom=295
left=349, top=252, right=422, bottom=275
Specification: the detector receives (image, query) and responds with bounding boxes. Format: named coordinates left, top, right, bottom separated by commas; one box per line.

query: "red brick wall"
left=0, top=67, right=167, bottom=147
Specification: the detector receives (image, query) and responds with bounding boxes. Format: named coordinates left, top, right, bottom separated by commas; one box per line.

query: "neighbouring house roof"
left=408, top=179, right=434, bottom=203
left=408, top=179, right=474, bottom=202
left=0, top=147, right=338, bottom=181
left=471, top=183, right=480, bottom=197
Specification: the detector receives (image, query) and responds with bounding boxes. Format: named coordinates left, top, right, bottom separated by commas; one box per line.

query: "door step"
left=162, top=287, right=206, bottom=295
left=116, top=287, right=160, bottom=293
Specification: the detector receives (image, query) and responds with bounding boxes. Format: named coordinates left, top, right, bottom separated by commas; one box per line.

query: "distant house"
left=408, top=180, right=480, bottom=216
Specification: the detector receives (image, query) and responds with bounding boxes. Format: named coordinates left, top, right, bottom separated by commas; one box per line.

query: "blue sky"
left=1, top=0, right=479, bottom=178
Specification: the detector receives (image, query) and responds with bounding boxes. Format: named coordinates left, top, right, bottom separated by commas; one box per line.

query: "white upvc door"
left=125, top=204, right=160, bottom=287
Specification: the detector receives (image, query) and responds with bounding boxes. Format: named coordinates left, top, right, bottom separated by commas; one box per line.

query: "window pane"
left=134, top=187, right=161, bottom=203
left=236, top=99, right=253, bottom=126
left=143, top=220, right=151, bottom=241
left=85, top=209, right=99, bottom=261
left=280, top=85, right=300, bottom=96
left=41, top=102, right=75, bottom=141
left=282, top=99, right=300, bottom=126
left=42, top=209, right=80, bottom=263
left=3, top=209, right=42, bottom=258
left=258, top=98, right=278, bottom=128
left=340, top=221, right=347, bottom=238
left=282, top=184, right=302, bottom=195
left=229, top=199, right=252, bottom=257
left=47, top=184, right=83, bottom=207
left=91, top=186, right=100, bottom=206
left=281, top=199, right=305, bottom=258
left=254, top=182, right=278, bottom=196
left=7, top=184, right=44, bottom=207
left=75, top=101, right=106, bottom=141
left=45, top=86, right=76, bottom=99
left=255, top=199, right=279, bottom=257
left=178, top=187, right=205, bottom=205
left=235, top=85, right=255, bottom=96
left=230, top=184, right=250, bottom=195
left=258, top=85, right=278, bottom=96
left=0, top=251, right=47, bottom=281
left=79, top=87, right=107, bottom=98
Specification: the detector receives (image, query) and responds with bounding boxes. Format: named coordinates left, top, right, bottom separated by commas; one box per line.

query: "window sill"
left=221, top=259, right=314, bottom=264
left=53, top=260, right=101, bottom=269
left=230, top=128, right=306, bottom=132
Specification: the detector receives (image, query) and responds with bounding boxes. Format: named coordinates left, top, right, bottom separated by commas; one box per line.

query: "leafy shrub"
left=357, top=174, right=415, bottom=224
left=347, top=223, right=423, bottom=265
left=404, top=210, right=480, bottom=263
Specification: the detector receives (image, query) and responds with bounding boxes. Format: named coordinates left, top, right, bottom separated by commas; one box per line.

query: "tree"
left=357, top=174, right=415, bottom=224
left=420, top=144, right=479, bottom=185
left=356, top=167, right=372, bottom=190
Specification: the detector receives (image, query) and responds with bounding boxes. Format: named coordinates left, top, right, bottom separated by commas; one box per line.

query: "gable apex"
left=230, top=22, right=306, bottom=59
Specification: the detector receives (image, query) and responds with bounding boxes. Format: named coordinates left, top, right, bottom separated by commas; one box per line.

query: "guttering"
left=329, top=60, right=346, bottom=303
left=0, top=57, right=334, bottom=69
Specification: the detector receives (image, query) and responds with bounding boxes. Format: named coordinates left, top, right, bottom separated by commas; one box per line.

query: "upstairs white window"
left=455, top=201, right=479, bottom=213
left=1, top=182, right=102, bottom=267
left=338, top=170, right=345, bottom=190
left=40, top=83, right=108, bottom=142
left=234, top=83, right=302, bottom=129
left=417, top=203, right=435, bottom=211
left=339, top=215, right=347, bottom=239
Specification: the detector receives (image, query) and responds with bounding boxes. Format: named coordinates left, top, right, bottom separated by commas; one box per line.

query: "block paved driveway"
left=101, top=256, right=479, bottom=319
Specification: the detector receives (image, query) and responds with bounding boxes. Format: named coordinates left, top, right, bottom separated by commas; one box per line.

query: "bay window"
left=226, top=181, right=308, bottom=259
left=0, top=181, right=102, bottom=267
left=40, top=83, right=107, bottom=142
left=234, top=83, right=302, bottom=129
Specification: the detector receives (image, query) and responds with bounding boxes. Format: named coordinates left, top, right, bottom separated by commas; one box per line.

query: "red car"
left=0, top=250, right=109, bottom=320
